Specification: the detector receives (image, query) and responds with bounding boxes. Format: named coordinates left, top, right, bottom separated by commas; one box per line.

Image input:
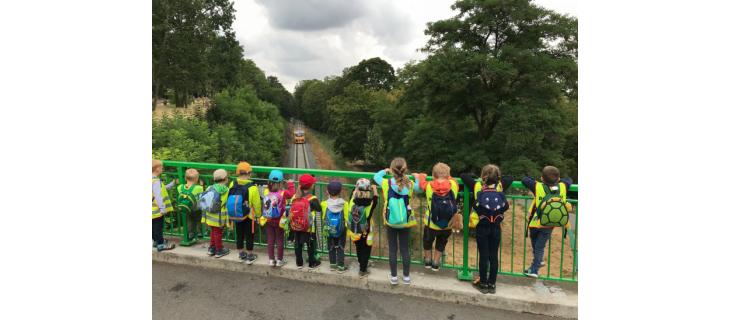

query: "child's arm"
left=373, top=169, right=389, bottom=186
left=521, top=176, right=537, bottom=195
left=164, top=179, right=177, bottom=190
left=459, top=173, right=477, bottom=191
left=413, top=173, right=427, bottom=193
left=152, top=179, right=168, bottom=214
left=501, top=175, right=515, bottom=192
left=560, top=177, right=573, bottom=191
left=282, top=180, right=295, bottom=199
left=250, top=186, right=262, bottom=218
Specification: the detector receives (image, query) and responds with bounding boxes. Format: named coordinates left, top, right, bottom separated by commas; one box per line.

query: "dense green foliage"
left=293, top=0, right=578, bottom=179
left=152, top=0, right=293, bottom=115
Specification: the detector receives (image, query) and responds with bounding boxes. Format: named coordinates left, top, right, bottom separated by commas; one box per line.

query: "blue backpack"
left=226, top=181, right=253, bottom=221
left=198, top=187, right=222, bottom=213
left=325, top=207, right=344, bottom=237
left=475, top=188, right=507, bottom=224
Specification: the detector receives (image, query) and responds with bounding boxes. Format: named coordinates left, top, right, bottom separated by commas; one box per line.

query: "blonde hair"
left=213, top=169, right=228, bottom=182
left=432, top=162, right=451, bottom=179
left=389, top=157, right=412, bottom=191
left=352, top=189, right=373, bottom=200
left=481, top=164, right=501, bottom=185
left=152, top=159, right=162, bottom=173
left=185, top=168, right=200, bottom=182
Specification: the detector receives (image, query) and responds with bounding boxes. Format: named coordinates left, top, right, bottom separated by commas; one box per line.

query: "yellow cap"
left=236, top=161, right=252, bottom=175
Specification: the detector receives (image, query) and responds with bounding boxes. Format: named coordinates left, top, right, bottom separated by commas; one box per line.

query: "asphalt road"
left=153, top=262, right=554, bottom=320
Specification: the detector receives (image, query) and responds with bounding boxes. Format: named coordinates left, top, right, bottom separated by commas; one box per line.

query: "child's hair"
left=213, top=169, right=228, bottom=183
left=184, top=168, right=199, bottom=182
left=389, top=157, right=412, bottom=192
left=352, top=189, right=373, bottom=200
left=152, top=159, right=162, bottom=173
left=432, top=162, right=451, bottom=179
left=481, top=164, right=501, bottom=185
left=542, top=166, right=560, bottom=184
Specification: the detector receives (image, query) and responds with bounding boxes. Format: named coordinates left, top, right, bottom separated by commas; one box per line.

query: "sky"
left=232, top=0, right=577, bottom=92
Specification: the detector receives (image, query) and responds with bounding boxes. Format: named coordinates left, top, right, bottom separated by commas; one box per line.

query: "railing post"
left=178, top=166, right=196, bottom=246
left=457, top=184, right=472, bottom=281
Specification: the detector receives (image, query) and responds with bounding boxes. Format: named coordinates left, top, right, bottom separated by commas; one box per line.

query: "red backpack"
left=290, top=194, right=314, bottom=232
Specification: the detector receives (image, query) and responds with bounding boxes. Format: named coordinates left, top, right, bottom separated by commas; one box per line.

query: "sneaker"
left=336, top=265, right=348, bottom=274
left=276, top=260, right=285, bottom=267
left=246, top=253, right=258, bottom=265
left=297, top=265, right=304, bottom=270
left=431, top=264, right=440, bottom=272
left=330, top=264, right=337, bottom=271
left=540, top=261, right=546, bottom=267
left=215, top=248, right=230, bottom=258
left=487, top=283, right=496, bottom=294
left=309, top=260, right=321, bottom=270
left=389, top=276, right=399, bottom=285
left=424, top=259, right=432, bottom=269
left=207, top=246, right=216, bottom=256
left=239, top=251, right=248, bottom=261
left=152, top=241, right=157, bottom=248
left=472, top=282, right=489, bottom=294
left=156, top=241, right=175, bottom=252
left=524, top=269, right=538, bottom=278
left=402, top=276, right=411, bottom=285
left=358, top=271, right=370, bottom=278
left=269, top=259, right=276, bottom=267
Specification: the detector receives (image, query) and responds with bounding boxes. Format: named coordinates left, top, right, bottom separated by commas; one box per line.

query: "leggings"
left=387, top=226, right=411, bottom=277
left=265, top=221, right=284, bottom=260
left=354, top=235, right=372, bottom=272
left=152, top=217, right=164, bottom=244
left=209, top=226, right=223, bottom=251
left=235, top=219, right=255, bottom=251
left=476, top=221, right=501, bottom=285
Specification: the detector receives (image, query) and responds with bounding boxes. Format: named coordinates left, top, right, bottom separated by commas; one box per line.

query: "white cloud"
left=232, top=0, right=577, bottom=92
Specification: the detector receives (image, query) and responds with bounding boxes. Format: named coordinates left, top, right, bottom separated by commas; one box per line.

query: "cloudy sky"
left=233, top=0, right=577, bottom=92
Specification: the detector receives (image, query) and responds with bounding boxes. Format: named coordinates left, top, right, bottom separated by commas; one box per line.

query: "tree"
left=363, top=126, right=386, bottom=168
left=325, top=83, right=376, bottom=159
left=343, top=57, right=396, bottom=91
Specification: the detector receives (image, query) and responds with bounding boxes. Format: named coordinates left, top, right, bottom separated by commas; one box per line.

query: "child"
left=322, top=180, right=349, bottom=273
left=374, top=157, right=417, bottom=285
left=289, top=174, right=323, bottom=270
left=201, top=169, right=230, bottom=258
left=347, top=178, right=379, bottom=278
left=262, top=169, right=295, bottom=267
left=177, top=168, right=204, bottom=240
left=522, top=165, right=572, bottom=278
left=461, top=165, right=514, bottom=294
left=152, top=160, right=175, bottom=251
left=413, top=163, right=459, bottom=272
left=226, top=161, right=262, bottom=264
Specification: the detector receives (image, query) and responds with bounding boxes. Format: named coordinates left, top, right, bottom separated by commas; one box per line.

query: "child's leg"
left=327, top=237, right=337, bottom=264
left=529, top=228, right=552, bottom=274
left=265, top=223, right=276, bottom=260
left=235, top=221, right=245, bottom=253
left=275, top=227, right=284, bottom=261
left=476, top=223, right=488, bottom=283
left=486, top=225, right=501, bottom=285
left=243, top=218, right=255, bottom=254
left=336, top=236, right=345, bottom=267
left=152, top=217, right=164, bottom=245
left=294, top=231, right=304, bottom=267
left=422, top=226, right=433, bottom=262
left=209, top=226, right=216, bottom=248
left=211, top=226, right=223, bottom=251
left=398, top=228, right=411, bottom=277
left=433, top=230, right=450, bottom=267
left=387, top=227, right=399, bottom=277
left=355, top=238, right=367, bottom=272
left=306, top=232, right=317, bottom=266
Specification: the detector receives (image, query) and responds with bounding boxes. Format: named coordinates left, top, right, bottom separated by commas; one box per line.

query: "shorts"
left=422, top=226, right=451, bottom=252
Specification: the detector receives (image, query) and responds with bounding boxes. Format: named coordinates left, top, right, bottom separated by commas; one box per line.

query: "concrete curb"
left=153, top=246, right=576, bottom=318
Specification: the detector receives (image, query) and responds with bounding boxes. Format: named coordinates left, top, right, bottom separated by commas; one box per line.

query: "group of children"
left=151, top=158, right=573, bottom=295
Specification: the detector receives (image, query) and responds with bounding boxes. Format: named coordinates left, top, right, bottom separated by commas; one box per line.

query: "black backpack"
left=475, top=188, right=507, bottom=224
left=430, top=191, right=457, bottom=229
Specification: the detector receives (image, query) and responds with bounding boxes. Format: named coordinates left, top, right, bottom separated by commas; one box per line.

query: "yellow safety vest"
left=528, top=182, right=568, bottom=228
left=345, top=196, right=375, bottom=239
left=202, top=185, right=230, bottom=228
left=422, top=179, right=459, bottom=231
left=152, top=177, right=173, bottom=219
left=468, top=181, right=503, bottom=228
left=381, top=178, right=417, bottom=228
left=321, top=199, right=351, bottom=236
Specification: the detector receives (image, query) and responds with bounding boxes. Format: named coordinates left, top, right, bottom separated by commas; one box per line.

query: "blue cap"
left=268, top=170, right=284, bottom=182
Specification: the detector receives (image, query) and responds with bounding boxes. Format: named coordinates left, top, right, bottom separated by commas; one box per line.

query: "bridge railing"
left=159, top=160, right=578, bottom=282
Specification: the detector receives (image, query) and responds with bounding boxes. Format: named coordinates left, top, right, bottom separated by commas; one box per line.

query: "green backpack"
left=536, top=184, right=569, bottom=227
left=176, top=184, right=198, bottom=215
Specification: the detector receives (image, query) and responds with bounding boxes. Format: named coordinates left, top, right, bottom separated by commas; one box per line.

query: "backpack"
left=262, top=191, right=284, bottom=219
left=348, top=204, right=369, bottom=236
left=198, top=186, right=222, bottom=213
left=475, top=188, right=507, bottom=224
left=176, top=184, right=198, bottom=216
left=290, top=195, right=313, bottom=232
left=226, top=181, right=253, bottom=221
left=386, top=187, right=411, bottom=227
left=536, top=183, right=569, bottom=227
left=429, top=191, right=457, bottom=229
left=325, top=207, right=345, bottom=237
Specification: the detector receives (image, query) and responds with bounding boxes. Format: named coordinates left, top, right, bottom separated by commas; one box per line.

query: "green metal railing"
left=159, top=160, right=579, bottom=282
